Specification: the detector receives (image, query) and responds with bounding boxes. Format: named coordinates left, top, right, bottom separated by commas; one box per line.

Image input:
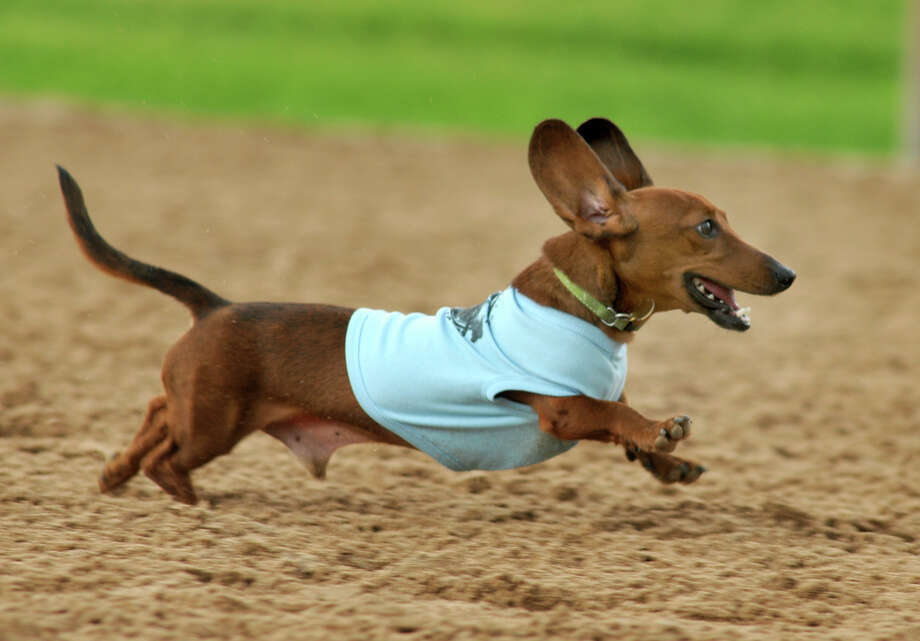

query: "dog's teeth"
left=733, top=306, right=752, bottom=324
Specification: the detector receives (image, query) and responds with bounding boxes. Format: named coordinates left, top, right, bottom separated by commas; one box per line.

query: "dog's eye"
left=696, top=219, right=719, bottom=239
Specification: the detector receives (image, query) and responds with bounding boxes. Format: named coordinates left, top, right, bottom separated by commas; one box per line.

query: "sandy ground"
left=1, top=100, right=919, bottom=641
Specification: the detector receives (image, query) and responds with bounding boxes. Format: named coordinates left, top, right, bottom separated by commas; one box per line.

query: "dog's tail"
left=57, top=166, right=229, bottom=320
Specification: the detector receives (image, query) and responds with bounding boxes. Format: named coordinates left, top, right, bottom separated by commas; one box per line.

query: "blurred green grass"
left=0, top=0, right=905, bottom=152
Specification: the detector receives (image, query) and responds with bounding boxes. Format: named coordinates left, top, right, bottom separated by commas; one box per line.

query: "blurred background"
left=0, top=0, right=911, bottom=155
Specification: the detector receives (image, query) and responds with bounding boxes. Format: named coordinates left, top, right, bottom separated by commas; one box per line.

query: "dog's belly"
left=263, top=414, right=407, bottom=480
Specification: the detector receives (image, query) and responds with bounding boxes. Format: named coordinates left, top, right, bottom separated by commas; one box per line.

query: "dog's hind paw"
left=98, top=452, right=140, bottom=494
left=652, top=415, right=691, bottom=451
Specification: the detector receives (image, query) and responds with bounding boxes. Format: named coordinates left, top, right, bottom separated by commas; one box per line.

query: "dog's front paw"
left=652, top=415, right=691, bottom=452
left=626, top=447, right=706, bottom=485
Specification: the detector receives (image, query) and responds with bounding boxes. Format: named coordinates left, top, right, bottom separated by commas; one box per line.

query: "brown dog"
left=58, top=118, right=794, bottom=505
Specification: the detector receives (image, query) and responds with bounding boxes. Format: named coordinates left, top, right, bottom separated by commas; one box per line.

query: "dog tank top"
left=344, top=287, right=627, bottom=471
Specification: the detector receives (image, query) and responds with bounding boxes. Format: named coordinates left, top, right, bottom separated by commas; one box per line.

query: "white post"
left=907, top=0, right=920, bottom=161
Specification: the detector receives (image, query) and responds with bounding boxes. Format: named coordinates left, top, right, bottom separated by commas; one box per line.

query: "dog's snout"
left=771, top=262, right=796, bottom=292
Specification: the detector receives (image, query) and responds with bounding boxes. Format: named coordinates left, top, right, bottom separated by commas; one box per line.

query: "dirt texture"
left=1, top=101, right=919, bottom=641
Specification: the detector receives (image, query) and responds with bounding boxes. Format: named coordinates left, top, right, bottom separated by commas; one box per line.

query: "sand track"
left=1, top=102, right=918, bottom=640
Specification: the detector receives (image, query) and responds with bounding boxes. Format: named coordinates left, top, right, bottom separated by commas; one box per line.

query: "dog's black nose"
left=773, top=264, right=796, bottom=291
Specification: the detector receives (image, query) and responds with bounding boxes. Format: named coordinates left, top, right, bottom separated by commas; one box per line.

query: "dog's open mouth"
left=684, top=273, right=751, bottom=331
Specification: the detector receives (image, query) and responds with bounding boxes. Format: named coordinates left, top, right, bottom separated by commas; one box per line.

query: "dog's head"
left=528, top=118, right=795, bottom=331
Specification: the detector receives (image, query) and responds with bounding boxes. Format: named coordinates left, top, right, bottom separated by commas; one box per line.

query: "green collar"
left=552, top=267, right=654, bottom=331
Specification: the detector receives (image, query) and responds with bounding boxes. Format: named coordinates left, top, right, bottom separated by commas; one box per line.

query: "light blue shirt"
left=345, top=287, right=627, bottom=471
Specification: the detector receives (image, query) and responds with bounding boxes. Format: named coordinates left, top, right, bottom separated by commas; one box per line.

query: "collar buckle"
left=601, top=311, right=637, bottom=331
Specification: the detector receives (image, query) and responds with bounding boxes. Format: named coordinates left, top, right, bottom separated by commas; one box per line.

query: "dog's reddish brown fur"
left=58, top=118, right=794, bottom=505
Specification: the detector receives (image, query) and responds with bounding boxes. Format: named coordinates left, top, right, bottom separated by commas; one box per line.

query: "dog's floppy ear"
left=576, top=118, right=653, bottom=191
left=529, top=119, right=638, bottom=238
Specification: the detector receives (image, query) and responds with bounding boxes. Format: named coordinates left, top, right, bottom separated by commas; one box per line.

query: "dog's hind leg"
left=99, top=395, right=168, bottom=494
left=141, top=397, right=250, bottom=505
left=141, top=435, right=198, bottom=505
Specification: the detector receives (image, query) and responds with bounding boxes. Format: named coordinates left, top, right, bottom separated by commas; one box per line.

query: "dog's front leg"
left=503, top=391, right=690, bottom=452
left=504, top=391, right=705, bottom=484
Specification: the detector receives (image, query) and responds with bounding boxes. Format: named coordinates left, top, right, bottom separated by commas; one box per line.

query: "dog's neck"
left=511, top=233, right=645, bottom=343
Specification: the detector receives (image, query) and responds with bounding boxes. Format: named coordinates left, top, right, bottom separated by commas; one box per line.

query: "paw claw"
left=672, top=416, right=692, bottom=439
left=682, top=464, right=706, bottom=483
left=654, top=434, right=669, bottom=450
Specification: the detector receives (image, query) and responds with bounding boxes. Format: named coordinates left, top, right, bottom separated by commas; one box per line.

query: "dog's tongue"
left=700, top=277, right=739, bottom=310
